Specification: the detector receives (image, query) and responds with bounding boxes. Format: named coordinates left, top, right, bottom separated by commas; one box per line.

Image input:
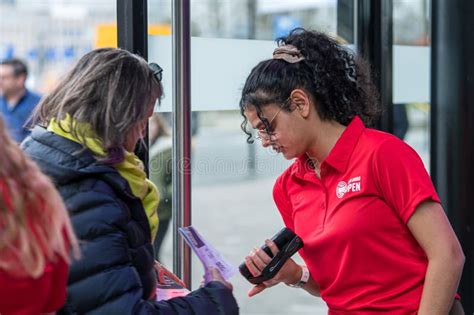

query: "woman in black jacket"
left=23, top=48, right=238, bottom=315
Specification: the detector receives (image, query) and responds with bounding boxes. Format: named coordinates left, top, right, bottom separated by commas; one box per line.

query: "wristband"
left=287, top=265, right=309, bottom=288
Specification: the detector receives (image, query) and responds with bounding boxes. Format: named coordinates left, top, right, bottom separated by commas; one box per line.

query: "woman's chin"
left=280, top=148, right=293, bottom=160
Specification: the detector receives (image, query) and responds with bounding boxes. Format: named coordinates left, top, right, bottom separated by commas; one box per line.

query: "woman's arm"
left=301, top=273, right=321, bottom=297
left=407, top=200, right=465, bottom=315
left=246, top=240, right=320, bottom=297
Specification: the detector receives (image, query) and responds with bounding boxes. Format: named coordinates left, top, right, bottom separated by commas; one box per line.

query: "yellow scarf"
left=47, top=116, right=159, bottom=241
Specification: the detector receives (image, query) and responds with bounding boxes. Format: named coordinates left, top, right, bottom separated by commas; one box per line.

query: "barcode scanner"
left=239, top=227, right=304, bottom=284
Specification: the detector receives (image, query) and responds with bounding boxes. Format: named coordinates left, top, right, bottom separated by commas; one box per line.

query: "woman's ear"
left=290, top=89, right=311, bottom=118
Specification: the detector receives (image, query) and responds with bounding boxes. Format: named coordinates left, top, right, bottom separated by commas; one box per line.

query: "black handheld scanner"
left=239, top=227, right=304, bottom=285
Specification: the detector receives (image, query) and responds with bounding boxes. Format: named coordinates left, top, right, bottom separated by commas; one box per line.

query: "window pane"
left=393, top=0, right=431, bottom=170
left=0, top=0, right=116, bottom=94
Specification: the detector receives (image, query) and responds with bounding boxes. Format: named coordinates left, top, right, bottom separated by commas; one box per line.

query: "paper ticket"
left=178, top=225, right=238, bottom=281
left=155, top=275, right=190, bottom=301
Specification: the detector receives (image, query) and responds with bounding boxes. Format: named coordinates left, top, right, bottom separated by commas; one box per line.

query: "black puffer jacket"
left=22, top=127, right=239, bottom=315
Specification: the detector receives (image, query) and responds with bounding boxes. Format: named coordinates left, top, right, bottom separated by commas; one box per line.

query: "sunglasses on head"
left=149, top=62, right=163, bottom=82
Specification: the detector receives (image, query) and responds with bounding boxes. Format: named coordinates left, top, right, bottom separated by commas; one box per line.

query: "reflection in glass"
left=149, top=113, right=173, bottom=261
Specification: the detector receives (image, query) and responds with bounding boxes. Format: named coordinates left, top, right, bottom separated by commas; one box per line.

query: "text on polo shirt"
left=336, top=176, right=362, bottom=199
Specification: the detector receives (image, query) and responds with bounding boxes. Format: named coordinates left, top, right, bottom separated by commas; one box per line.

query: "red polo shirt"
left=273, top=116, right=440, bottom=314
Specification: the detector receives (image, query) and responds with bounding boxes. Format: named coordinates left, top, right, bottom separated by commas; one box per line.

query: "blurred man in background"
left=0, top=58, right=41, bottom=142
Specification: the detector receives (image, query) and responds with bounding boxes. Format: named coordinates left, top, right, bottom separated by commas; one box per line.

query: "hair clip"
left=273, top=45, right=305, bottom=63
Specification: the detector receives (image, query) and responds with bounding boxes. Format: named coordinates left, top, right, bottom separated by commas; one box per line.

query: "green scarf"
left=48, top=116, right=159, bottom=241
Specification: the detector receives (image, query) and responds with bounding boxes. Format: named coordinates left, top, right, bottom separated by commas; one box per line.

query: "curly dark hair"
left=239, top=28, right=380, bottom=143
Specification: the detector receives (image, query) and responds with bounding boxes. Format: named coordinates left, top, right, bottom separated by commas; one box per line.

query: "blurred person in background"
left=149, top=113, right=173, bottom=261
left=239, top=29, right=464, bottom=315
left=23, top=48, right=238, bottom=314
left=0, top=58, right=41, bottom=143
left=393, top=103, right=409, bottom=140
left=160, top=111, right=199, bottom=137
left=0, top=116, right=80, bottom=315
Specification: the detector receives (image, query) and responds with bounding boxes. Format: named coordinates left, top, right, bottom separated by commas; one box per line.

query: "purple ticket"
left=178, top=226, right=238, bottom=282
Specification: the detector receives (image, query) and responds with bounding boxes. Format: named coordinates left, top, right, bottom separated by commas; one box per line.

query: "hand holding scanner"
left=239, top=227, right=304, bottom=284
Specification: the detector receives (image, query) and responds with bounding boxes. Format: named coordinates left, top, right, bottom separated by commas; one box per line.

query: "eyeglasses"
left=255, top=106, right=284, bottom=141
left=149, top=62, right=163, bottom=82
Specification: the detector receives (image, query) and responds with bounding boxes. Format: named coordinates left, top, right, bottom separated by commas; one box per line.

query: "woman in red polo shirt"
left=240, top=29, right=464, bottom=315
left=0, top=116, right=80, bottom=315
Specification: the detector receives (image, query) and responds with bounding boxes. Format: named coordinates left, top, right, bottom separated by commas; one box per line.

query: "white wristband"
left=287, top=265, right=309, bottom=288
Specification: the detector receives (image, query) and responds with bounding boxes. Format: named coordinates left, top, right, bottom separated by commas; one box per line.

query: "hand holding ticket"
left=178, top=225, right=238, bottom=284
left=154, top=260, right=190, bottom=301
left=155, top=226, right=235, bottom=301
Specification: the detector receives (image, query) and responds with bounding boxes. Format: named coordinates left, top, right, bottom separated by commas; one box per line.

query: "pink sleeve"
left=373, top=138, right=441, bottom=224
left=273, top=176, right=294, bottom=231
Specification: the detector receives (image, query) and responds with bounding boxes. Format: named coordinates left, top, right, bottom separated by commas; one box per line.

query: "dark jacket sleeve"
left=135, top=282, right=239, bottom=315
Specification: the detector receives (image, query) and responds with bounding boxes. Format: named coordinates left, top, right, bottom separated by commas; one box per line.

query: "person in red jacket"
left=240, top=29, right=465, bottom=314
left=0, top=116, right=80, bottom=315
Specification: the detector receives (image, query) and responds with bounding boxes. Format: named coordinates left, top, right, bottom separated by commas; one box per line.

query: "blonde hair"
left=0, top=117, right=80, bottom=278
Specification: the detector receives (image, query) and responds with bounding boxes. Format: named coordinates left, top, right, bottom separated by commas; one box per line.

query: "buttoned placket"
left=302, top=162, right=329, bottom=233
left=319, top=164, right=329, bottom=230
